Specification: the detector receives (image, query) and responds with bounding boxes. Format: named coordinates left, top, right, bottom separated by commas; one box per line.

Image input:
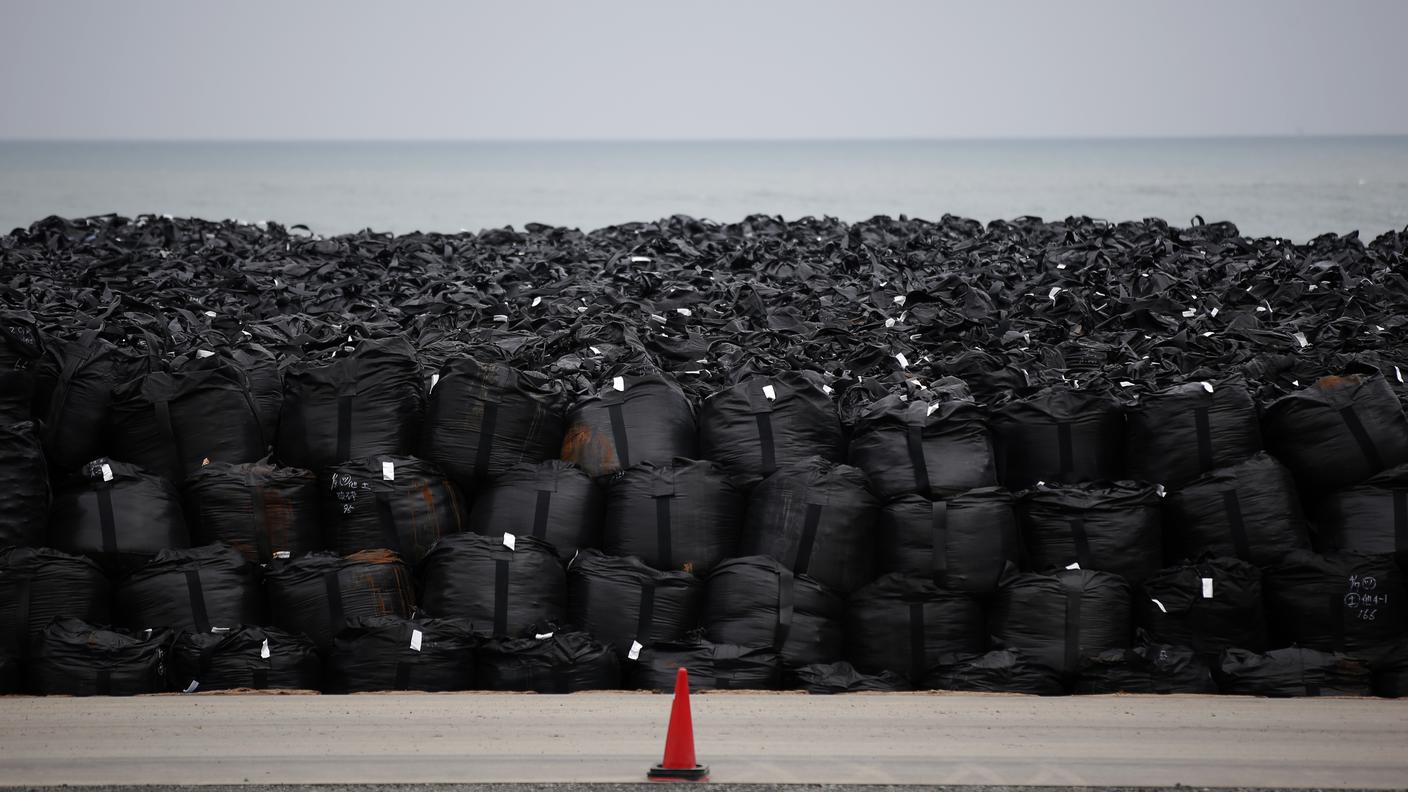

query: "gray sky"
left=2, top=0, right=1406, bottom=140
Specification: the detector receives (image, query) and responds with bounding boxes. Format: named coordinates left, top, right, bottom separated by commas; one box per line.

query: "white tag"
left=1119, top=381, right=1135, bottom=388
left=1056, top=263, right=1066, bottom=270
left=675, top=308, right=691, bottom=317
left=1181, top=309, right=1196, bottom=318
left=1396, top=366, right=1404, bottom=384
left=1201, top=577, right=1214, bottom=599
left=203, top=310, right=217, bottom=318
left=531, top=296, right=542, bottom=307
left=895, top=353, right=909, bottom=369
left=410, top=629, right=423, bottom=651
left=101, top=463, right=114, bottom=482
left=761, top=384, right=776, bottom=401
left=892, top=295, right=906, bottom=306
left=1210, top=307, right=1220, bottom=317
left=927, top=402, right=940, bottom=416
left=1151, top=599, right=1168, bottom=614
left=502, top=532, right=516, bottom=551
left=628, top=640, right=643, bottom=660
left=273, top=550, right=291, bottom=560
left=590, top=346, right=602, bottom=355
left=260, top=639, right=271, bottom=659
left=612, top=376, right=625, bottom=392
left=650, top=314, right=667, bottom=324
left=535, top=632, right=554, bottom=640
left=885, top=318, right=896, bottom=328
left=196, top=349, right=215, bottom=358
left=182, top=680, right=200, bottom=694
left=382, top=461, right=395, bottom=481
left=1048, top=287, right=1062, bottom=301
left=630, top=255, right=652, bottom=263
left=1201, top=381, right=1214, bottom=393
left=1065, top=562, right=1081, bottom=570
left=430, top=373, right=440, bottom=391
left=492, top=314, right=509, bottom=322
left=822, top=384, right=833, bottom=395
left=1293, top=332, right=1309, bottom=348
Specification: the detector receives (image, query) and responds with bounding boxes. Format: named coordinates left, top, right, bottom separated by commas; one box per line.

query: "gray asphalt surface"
left=1, top=691, right=1405, bottom=788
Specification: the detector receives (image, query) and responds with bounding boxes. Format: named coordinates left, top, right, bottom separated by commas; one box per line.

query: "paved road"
left=1, top=691, right=1405, bottom=788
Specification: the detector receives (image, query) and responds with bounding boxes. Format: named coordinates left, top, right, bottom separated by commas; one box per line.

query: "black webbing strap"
left=746, top=383, right=777, bottom=475
left=1193, top=405, right=1215, bottom=472
left=1339, top=406, right=1384, bottom=472
left=394, top=661, right=412, bottom=690
left=185, top=569, right=211, bottom=633
left=1221, top=490, right=1252, bottom=562
left=655, top=496, right=673, bottom=570
left=774, top=568, right=795, bottom=652
left=794, top=503, right=823, bottom=576
left=635, top=580, right=657, bottom=646
left=1061, top=573, right=1083, bottom=677
left=1057, top=422, right=1075, bottom=480
left=607, top=402, right=631, bottom=469
left=1069, top=516, right=1093, bottom=569
left=251, top=483, right=273, bottom=562
left=474, top=401, right=499, bottom=480
left=930, top=500, right=949, bottom=579
left=1394, top=490, right=1408, bottom=553
left=97, top=487, right=118, bottom=553
left=494, top=557, right=511, bottom=637
left=907, top=427, right=933, bottom=498
left=908, top=602, right=926, bottom=685
left=1300, top=651, right=1320, bottom=697
left=95, top=668, right=111, bottom=695
left=324, top=570, right=345, bottom=635
left=196, top=641, right=219, bottom=685
left=154, top=398, right=185, bottom=477
left=337, top=394, right=354, bottom=461
left=532, top=490, right=552, bottom=539
left=375, top=490, right=401, bottom=554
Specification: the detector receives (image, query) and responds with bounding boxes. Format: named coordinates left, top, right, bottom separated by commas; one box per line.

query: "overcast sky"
left=2, top=0, right=1405, bottom=140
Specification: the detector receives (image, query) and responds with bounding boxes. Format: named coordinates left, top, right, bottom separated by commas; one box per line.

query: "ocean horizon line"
left=3, top=133, right=1408, bottom=146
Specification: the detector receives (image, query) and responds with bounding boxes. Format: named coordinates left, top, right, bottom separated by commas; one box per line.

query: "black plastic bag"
left=792, top=660, right=909, bottom=693
left=1313, top=462, right=1408, bottom=565
left=565, top=548, right=702, bottom=658
left=0, top=421, right=49, bottom=547
left=49, top=458, right=189, bottom=575
left=1018, top=481, right=1164, bottom=585
left=561, top=374, right=697, bottom=478
left=276, top=337, right=426, bottom=471
left=1215, top=647, right=1371, bottom=697
left=421, top=357, right=568, bottom=487
left=40, top=332, right=148, bottom=473
left=0, top=546, right=109, bottom=656
left=990, top=568, right=1132, bottom=678
left=1371, top=640, right=1408, bottom=697
left=602, top=458, right=744, bottom=575
left=741, top=457, right=877, bottom=593
left=875, top=488, right=1018, bottom=594
left=468, top=459, right=602, bottom=563
left=930, top=649, right=1067, bottom=695
left=991, top=387, right=1124, bottom=489
left=184, top=461, right=322, bottom=563
left=326, top=615, right=476, bottom=693
left=845, top=573, right=986, bottom=685
left=1264, top=371, right=1408, bottom=493
left=321, top=455, right=468, bottom=564
left=847, top=394, right=996, bottom=500
left=417, top=532, right=565, bottom=638
left=1125, top=376, right=1262, bottom=489
left=115, top=544, right=263, bottom=632
left=1075, top=640, right=1217, bottom=694
left=27, top=618, right=172, bottom=696
left=703, top=555, right=844, bottom=668
left=630, top=633, right=780, bottom=691
left=698, top=373, right=844, bottom=483
left=262, top=549, right=414, bottom=650
left=0, top=310, right=49, bottom=425
left=1163, top=452, right=1310, bottom=566
left=1139, top=556, right=1267, bottom=657
left=476, top=630, right=621, bottom=692
left=1262, top=550, right=1407, bottom=659
left=168, top=625, right=321, bottom=692
left=0, top=649, right=17, bottom=693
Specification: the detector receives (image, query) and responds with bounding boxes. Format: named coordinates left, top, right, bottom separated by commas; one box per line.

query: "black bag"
left=991, top=386, right=1124, bottom=489
left=0, top=649, right=17, bottom=693
left=1125, top=376, right=1262, bottom=489
left=228, top=344, right=283, bottom=445
left=41, top=331, right=149, bottom=473
left=326, top=615, right=476, bottom=693
left=277, top=337, right=426, bottom=471
left=561, top=374, right=697, bottom=478
left=1262, top=550, right=1407, bottom=659
left=565, top=548, right=702, bottom=658
left=417, top=532, right=566, bottom=638
left=792, top=661, right=908, bottom=693
left=1018, top=481, right=1164, bottom=585
left=1163, top=452, right=1310, bottom=566
left=876, top=488, right=1018, bottom=594
left=741, top=457, right=878, bottom=593
left=930, top=649, right=1067, bottom=695
left=699, top=373, right=844, bottom=482
left=1140, top=556, right=1267, bottom=657
left=630, top=633, right=781, bottom=691
left=1215, top=647, right=1371, bottom=697
left=1264, top=371, right=1408, bottom=493
left=845, top=573, right=987, bottom=685
left=1313, top=462, right=1408, bottom=565
left=1371, top=640, right=1408, bottom=697
left=115, top=544, right=263, bottom=632
left=1075, top=640, right=1217, bottom=694
left=703, top=555, right=844, bottom=668
left=421, top=357, right=568, bottom=487
left=847, top=394, right=996, bottom=500
left=468, top=460, right=603, bottom=563
left=168, top=625, right=321, bottom=692
left=0, top=546, right=109, bottom=655
left=322, top=455, right=468, bottom=564
left=0, top=421, right=49, bottom=547
left=49, top=458, right=189, bottom=575
left=0, top=310, right=48, bottom=425
left=601, top=459, right=744, bottom=575
left=184, top=461, right=322, bottom=564
left=27, top=618, right=172, bottom=696
left=475, top=630, right=621, bottom=692
left=107, top=360, right=266, bottom=483
left=990, top=568, right=1133, bottom=678
left=263, top=549, right=414, bottom=650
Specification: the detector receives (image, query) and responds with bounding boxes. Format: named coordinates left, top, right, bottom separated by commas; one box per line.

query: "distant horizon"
left=5, top=133, right=1408, bottom=145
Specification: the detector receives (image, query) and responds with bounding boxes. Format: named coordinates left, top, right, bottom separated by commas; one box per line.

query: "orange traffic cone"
left=647, top=667, right=710, bottom=781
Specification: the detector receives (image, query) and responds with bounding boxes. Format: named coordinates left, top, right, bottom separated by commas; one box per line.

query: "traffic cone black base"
left=648, top=763, right=710, bottom=782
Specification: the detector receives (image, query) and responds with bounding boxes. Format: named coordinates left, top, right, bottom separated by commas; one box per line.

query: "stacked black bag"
left=703, top=555, right=844, bottom=668
left=1139, top=557, right=1267, bottom=658
left=418, top=532, right=565, bottom=638
left=468, top=460, right=602, bottom=563
left=0, top=421, right=49, bottom=547
left=321, top=455, right=467, bottom=564
left=1018, top=482, right=1164, bottom=584
left=561, top=374, right=697, bottom=478
left=27, top=618, right=172, bottom=696
left=184, top=461, right=322, bottom=563
left=476, top=630, right=621, bottom=692
left=263, top=550, right=414, bottom=650
left=169, top=626, right=321, bottom=692
left=566, top=549, right=702, bottom=658
left=846, top=573, right=986, bottom=687
left=1163, top=452, right=1310, bottom=566
left=876, top=488, right=1017, bottom=593
left=601, top=459, right=744, bottom=575
left=326, top=616, right=476, bottom=693
left=0, top=547, right=110, bottom=658
left=848, top=392, right=997, bottom=500
left=989, top=568, right=1132, bottom=684
left=116, top=544, right=263, bottom=632
left=991, top=387, right=1124, bottom=489
left=49, top=458, right=189, bottom=574
left=699, top=373, right=844, bottom=484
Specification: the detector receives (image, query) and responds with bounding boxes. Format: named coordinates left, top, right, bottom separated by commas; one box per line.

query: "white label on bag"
left=273, top=550, right=291, bottom=560
left=612, top=376, right=625, bottom=392
left=535, top=632, right=554, bottom=640
left=492, top=314, right=509, bottom=322
left=101, top=464, right=114, bottom=482
left=895, top=353, right=909, bottom=369
left=628, top=640, right=643, bottom=660
left=204, top=310, right=217, bottom=318
left=1182, top=309, right=1196, bottom=318
left=430, top=373, right=440, bottom=392
left=927, top=402, right=941, bottom=416
left=196, top=349, right=215, bottom=358
left=892, top=295, right=906, bottom=306
left=1210, top=307, right=1220, bottom=317
left=1202, top=578, right=1214, bottom=599
left=410, top=629, right=423, bottom=652
left=1048, top=287, right=1062, bottom=301
left=630, top=256, right=652, bottom=263
left=650, top=314, right=667, bottom=324
left=531, top=296, right=542, bottom=307
left=382, top=461, right=395, bottom=481
left=1119, top=381, right=1135, bottom=387
left=1293, top=332, right=1309, bottom=348
left=503, top=532, right=516, bottom=551
left=761, top=384, right=776, bottom=401
left=885, top=317, right=896, bottom=328
left=1065, top=562, right=1081, bottom=570
left=1201, top=381, right=1215, bottom=393
left=676, top=308, right=692, bottom=317
left=182, top=680, right=200, bottom=694
left=590, top=346, right=602, bottom=355
left=1151, top=598, right=1168, bottom=614
left=822, top=385, right=833, bottom=395
left=260, top=639, right=271, bottom=659
left=1396, top=366, right=1404, bottom=384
